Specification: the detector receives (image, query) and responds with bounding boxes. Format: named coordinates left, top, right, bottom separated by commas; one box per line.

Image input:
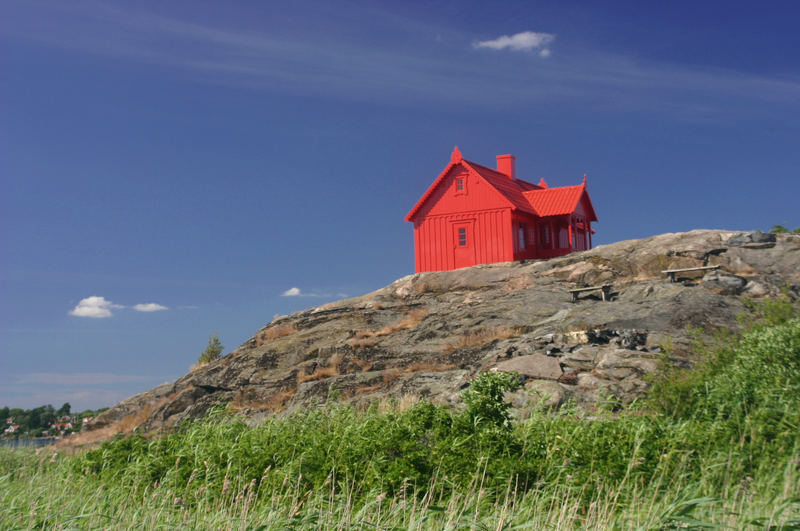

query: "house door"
left=453, top=221, right=476, bottom=269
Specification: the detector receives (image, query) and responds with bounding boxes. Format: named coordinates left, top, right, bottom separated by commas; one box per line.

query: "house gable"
left=406, top=150, right=516, bottom=224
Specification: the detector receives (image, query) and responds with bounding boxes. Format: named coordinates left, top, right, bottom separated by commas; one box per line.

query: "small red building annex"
left=406, top=147, right=598, bottom=273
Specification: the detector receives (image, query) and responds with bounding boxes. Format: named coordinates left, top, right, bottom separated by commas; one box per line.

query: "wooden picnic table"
left=661, top=264, right=720, bottom=282
left=569, top=284, right=612, bottom=302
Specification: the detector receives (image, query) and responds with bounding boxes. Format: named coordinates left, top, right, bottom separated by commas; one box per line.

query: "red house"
left=406, top=147, right=598, bottom=273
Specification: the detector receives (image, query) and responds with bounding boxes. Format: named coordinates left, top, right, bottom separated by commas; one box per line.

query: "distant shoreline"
left=0, top=437, right=59, bottom=448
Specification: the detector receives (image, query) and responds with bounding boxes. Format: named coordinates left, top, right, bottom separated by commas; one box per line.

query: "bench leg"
left=601, top=288, right=608, bottom=301
left=668, top=272, right=675, bottom=283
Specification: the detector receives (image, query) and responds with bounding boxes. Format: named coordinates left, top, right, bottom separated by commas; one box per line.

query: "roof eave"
left=405, top=161, right=458, bottom=221
left=580, top=186, right=599, bottom=222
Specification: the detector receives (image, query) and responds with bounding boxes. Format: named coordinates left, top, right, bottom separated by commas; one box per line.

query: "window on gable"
left=456, top=178, right=464, bottom=191
left=458, top=227, right=467, bottom=246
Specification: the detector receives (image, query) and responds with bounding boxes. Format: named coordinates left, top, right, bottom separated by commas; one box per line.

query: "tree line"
left=1, top=403, right=107, bottom=438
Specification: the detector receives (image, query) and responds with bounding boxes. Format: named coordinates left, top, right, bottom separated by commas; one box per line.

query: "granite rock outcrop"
left=84, top=230, right=800, bottom=439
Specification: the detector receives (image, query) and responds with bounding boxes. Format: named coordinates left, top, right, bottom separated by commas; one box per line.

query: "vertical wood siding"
left=415, top=209, right=511, bottom=272
left=409, top=161, right=595, bottom=272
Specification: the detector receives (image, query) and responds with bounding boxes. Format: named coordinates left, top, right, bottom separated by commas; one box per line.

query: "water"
left=0, top=437, right=58, bottom=448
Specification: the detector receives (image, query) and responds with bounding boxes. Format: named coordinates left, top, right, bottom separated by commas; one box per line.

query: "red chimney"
left=496, top=154, right=516, bottom=179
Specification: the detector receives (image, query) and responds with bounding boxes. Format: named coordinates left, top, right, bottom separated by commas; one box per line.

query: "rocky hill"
left=80, top=230, right=799, bottom=443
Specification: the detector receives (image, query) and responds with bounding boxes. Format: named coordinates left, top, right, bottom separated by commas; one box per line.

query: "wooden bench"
left=661, top=264, right=720, bottom=282
left=569, top=284, right=612, bottom=302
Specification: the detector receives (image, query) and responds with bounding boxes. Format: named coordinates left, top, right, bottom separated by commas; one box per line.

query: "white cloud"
left=133, top=302, right=168, bottom=312
left=280, top=287, right=349, bottom=299
left=68, top=296, right=123, bottom=318
left=473, top=31, right=555, bottom=53
left=9, top=4, right=798, bottom=120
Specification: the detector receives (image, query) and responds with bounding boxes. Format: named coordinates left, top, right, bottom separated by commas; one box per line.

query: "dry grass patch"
left=375, top=392, right=422, bottom=413
left=355, top=384, right=382, bottom=394
left=256, top=322, right=298, bottom=346
left=346, top=336, right=379, bottom=350
left=351, top=357, right=373, bottom=372
left=381, top=368, right=401, bottom=386
left=56, top=398, right=168, bottom=449
left=347, top=309, right=428, bottom=348
left=402, top=361, right=456, bottom=373
left=263, top=388, right=296, bottom=411
left=229, top=387, right=297, bottom=412
left=445, top=326, right=521, bottom=352
left=297, top=354, right=343, bottom=384
left=189, top=361, right=209, bottom=372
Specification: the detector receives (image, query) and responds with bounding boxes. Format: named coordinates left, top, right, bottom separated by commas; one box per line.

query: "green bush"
left=769, top=224, right=800, bottom=234
left=197, top=332, right=224, bottom=363
left=19, top=301, right=794, bottom=527
left=461, top=371, right=521, bottom=428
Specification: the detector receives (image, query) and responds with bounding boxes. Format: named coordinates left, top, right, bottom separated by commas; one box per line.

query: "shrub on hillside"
left=72, top=303, right=800, bottom=522
left=461, top=371, right=521, bottom=428
left=197, top=332, right=224, bottom=363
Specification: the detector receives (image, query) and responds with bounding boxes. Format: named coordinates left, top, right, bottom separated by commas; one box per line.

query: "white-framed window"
left=518, top=224, right=526, bottom=250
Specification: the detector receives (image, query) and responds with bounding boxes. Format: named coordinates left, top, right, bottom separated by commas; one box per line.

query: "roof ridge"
left=464, top=159, right=540, bottom=188
left=462, top=159, right=504, bottom=176
left=523, top=182, right=585, bottom=195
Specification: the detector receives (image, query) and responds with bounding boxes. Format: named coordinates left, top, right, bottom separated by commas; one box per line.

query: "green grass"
left=2, top=301, right=800, bottom=529
left=3, top=435, right=798, bottom=529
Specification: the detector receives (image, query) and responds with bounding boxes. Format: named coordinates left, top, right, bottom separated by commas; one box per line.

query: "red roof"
left=524, top=184, right=597, bottom=220
left=406, top=149, right=597, bottom=222
left=464, top=160, right=542, bottom=213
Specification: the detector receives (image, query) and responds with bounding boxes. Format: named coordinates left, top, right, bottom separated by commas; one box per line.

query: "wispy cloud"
left=68, top=296, right=123, bottom=318
left=473, top=31, right=555, bottom=56
left=3, top=2, right=800, bottom=119
left=132, top=303, right=168, bottom=312
left=281, top=287, right=302, bottom=297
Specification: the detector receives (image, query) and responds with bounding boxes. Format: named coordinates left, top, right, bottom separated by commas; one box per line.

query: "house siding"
left=407, top=150, right=598, bottom=273
left=414, top=208, right=511, bottom=272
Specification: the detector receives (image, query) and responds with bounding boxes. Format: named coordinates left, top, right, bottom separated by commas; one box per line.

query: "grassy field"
left=2, top=300, right=799, bottom=529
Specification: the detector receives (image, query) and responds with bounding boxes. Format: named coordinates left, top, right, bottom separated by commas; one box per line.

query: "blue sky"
left=2, top=0, right=799, bottom=410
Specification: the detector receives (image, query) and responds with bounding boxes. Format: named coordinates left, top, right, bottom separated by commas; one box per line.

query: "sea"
left=0, top=437, right=59, bottom=448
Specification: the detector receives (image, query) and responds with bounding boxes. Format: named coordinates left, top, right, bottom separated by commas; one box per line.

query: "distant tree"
left=794, top=228, right=800, bottom=234
left=56, top=402, right=71, bottom=417
left=198, top=332, right=224, bottom=363
left=770, top=224, right=788, bottom=234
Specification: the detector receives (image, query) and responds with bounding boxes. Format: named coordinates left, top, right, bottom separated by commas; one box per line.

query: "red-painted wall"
left=412, top=165, right=514, bottom=272
left=414, top=209, right=512, bottom=272
left=408, top=157, right=596, bottom=272
left=413, top=167, right=511, bottom=219
left=511, top=212, right=540, bottom=261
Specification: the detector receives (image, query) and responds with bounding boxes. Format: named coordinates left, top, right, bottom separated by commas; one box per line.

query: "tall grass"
left=2, top=301, right=799, bottom=529
left=2, top=436, right=797, bottom=529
